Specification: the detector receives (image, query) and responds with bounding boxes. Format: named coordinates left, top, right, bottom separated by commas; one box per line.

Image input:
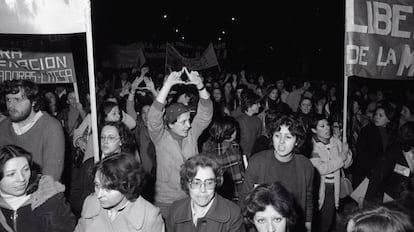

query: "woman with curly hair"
left=243, top=182, right=298, bottom=232
left=100, top=121, right=136, bottom=159
left=241, top=114, right=314, bottom=231
left=75, top=152, right=165, bottom=232
left=167, top=155, right=244, bottom=232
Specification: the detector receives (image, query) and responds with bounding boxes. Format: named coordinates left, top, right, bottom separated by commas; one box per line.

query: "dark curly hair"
left=208, top=116, right=238, bottom=144
left=180, top=155, right=224, bottom=194
left=241, top=89, right=261, bottom=113
left=242, top=182, right=297, bottom=232
left=93, top=152, right=145, bottom=201
left=99, top=101, right=123, bottom=127
left=267, top=114, right=306, bottom=154
left=3, top=80, right=42, bottom=112
left=100, top=121, right=136, bottom=155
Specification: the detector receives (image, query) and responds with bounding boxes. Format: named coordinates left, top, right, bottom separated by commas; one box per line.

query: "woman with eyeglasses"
left=167, top=155, right=245, bottom=232
left=71, top=121, right=136, bottom=218
left=75, top=152, right=165, bottom=232
left=100, top=121, right=136, bottom=159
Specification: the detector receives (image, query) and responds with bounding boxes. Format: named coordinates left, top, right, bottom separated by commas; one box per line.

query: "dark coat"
left=365, top=143, right=412, bottom=204
left=353, top=124, right=391, bottom=187
left=0, top=175, right=75, bottom=232
left=167, top=194, right=245, bottom=232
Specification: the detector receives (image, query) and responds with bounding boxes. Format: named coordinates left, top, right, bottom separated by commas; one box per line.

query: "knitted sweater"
left=235, top=114, right=262, bottom=157
left=241, top=150, right=314, bottom=222
left=0, top=112, right=65, bottom=180
left=148, top=98, right=213, bottom=204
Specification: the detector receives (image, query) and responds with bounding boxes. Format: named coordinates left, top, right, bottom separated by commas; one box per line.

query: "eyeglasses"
left=100, top=135, right=120, bottom=143
left=188, top=178, right=216, bottom=190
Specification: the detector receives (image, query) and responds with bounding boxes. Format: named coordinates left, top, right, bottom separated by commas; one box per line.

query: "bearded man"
left=0, top=80, right=65, bottom=181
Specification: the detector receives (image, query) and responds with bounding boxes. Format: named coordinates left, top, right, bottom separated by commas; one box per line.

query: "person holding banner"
left=147, top=67, right=213, bottom=219
left=0, top=80, right=65, bottom=181
left=309, top=114, right=352, bottom=232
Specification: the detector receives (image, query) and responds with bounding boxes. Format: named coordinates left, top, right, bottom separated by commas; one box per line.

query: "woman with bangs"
left=75, top=152, right=165, bottom=232
left=241, top=114, right=314, bottom=232
left=243, top=182, right=298, bottom=232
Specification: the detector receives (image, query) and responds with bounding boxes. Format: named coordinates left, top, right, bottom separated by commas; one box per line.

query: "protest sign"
left=345, top=0, right=414, bottom=79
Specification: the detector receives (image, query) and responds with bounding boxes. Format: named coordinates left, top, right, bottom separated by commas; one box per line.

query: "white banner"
left=0, top=0, right=88, bottom=34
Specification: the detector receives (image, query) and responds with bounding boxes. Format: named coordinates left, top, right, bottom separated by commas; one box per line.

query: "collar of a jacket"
left=174, top=195, right=230, bottom=224
left=83, top=195, right=146, bottom=230
left=0, top=175, right=64, bottom=211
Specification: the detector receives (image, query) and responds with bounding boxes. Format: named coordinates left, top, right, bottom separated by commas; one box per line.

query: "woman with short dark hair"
left=75, top=152, right=165, bottom=232
left=0, top=145, right=75, bottom=232
left=241, top=114, right=314, bottom=231
left=167, top=155, right=245, bottom=232
left=201, top=116, right=245, bottom=204
left=243, top=182, right=298, bottom=232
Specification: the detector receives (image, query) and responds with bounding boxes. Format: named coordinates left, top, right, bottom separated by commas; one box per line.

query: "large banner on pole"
left=345, top=0, right=414, bottom=79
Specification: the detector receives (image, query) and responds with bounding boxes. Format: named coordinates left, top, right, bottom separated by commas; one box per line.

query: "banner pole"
left=85, top=0, right=99, bottom=163
left=342, top=75, right=348, bottom=144
left=73, top=82, right=80, bottom=103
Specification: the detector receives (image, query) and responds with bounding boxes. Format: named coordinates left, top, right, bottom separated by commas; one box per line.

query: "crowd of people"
left=0, top=64, right=413, bottom=231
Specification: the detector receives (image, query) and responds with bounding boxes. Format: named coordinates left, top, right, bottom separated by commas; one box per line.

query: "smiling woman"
left=0, top=145, right=76, bottom=232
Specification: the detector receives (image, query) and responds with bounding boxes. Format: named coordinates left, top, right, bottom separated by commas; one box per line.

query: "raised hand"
left=183, top=67, right=203, bottom=88
left=131, top=76, right=144, bottom=91
left=165, top=70, right=186, bottom=87
left=143, top=76, right=155, bottom=91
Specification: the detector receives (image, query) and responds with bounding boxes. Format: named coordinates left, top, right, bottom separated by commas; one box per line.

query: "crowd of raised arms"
left=0, top=64, right=414, bottom=232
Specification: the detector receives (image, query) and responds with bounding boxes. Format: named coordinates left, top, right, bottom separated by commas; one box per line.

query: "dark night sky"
left=91, top=1, right=345, bottom=79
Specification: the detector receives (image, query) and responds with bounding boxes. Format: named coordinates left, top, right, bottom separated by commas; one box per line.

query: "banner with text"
left=166, top=43, right=219, bottom=71
left=345, top=0, right=414, bottom=79
left=0, top=35, right=77, bottom=83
